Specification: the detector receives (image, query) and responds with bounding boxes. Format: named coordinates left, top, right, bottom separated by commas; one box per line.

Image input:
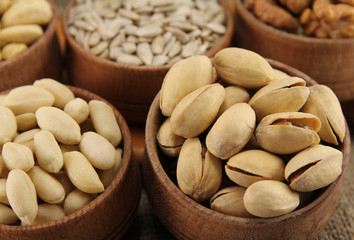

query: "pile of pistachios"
left=0, top=0, right=53, bottom=61
left=156, top=47, right=345, bottom=218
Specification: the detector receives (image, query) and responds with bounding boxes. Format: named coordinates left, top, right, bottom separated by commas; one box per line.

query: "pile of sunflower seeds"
left=67, top=0, right=227, bottom=66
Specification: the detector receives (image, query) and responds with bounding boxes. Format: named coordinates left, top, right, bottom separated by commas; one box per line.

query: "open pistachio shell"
left=255, top=112, right=321, bottom=154
left=170, top=83, right=225, bottom=138
left=176, top=137, right=222, bottom=202
left=160, top=55, right=214, bottom=116
left=301, top=84, right=345, bottom=145
left=210, top=186, right=253, bottom=217
left=273, top=68, right=290, bottom=81
left=284, top=144, right=343, bottom=192
left=249, top=77, right=310, bottom=121
left=157, top=118, right=185, bottom=158
left=206, top=103, right=256, bottom=159
left=225, top=149, right=285, bottom=187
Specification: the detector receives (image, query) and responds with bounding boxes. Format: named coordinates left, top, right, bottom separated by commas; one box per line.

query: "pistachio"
left=36, top=106, right=81, bottom=145
left=225, top=149, right=285, bottom=187
left=0, top=0, right=11, bottom=15
left=0, top=106, right=17, bottom=145
left=27, top=166, right=65, bottom=204
left=284, top=144, right=343, bottom=192
left=79, top=131, right=116, bottom=170
left=63, top=189, right=97, bottom=215
left=249, top=77, right=310, bottom=121
left=176, top=137, right=222, bottom=202
left=217, top=86, right=250, bottom=117
left=243, top=180, right=300, bottom=218
left=89, top=100, right=121, bottom=147
left=2, top=142, right=34, bottom=172
left=24, top=203, right=65, bottom=226
left=34, top=130, right=63, bottom=173
left=255, top=112, right=321, bottom=154
left=214, top=47, right=274, bottom=88
left=301, top=85, right=345, bottom=145
left=156, top=118, right=185, bottom=158
left=210, top=186, right=253, bottom=217
left=206, top=103, right=256, bottom=160
left=160, top=55, right=214, bottom=116
left=6, top=169, right=38, bottom=225
left=33, top=78, right=75, bottom=109
left=3, top=85, right=54, bottom=115
left=170, top=83, right=225, bottom=138
left=0, top=202, right=18, bottom=225
left=63, top=151, right=104, bottom=194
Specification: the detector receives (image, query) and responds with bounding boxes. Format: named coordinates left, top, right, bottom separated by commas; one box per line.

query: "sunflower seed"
left=152, top=55, right=169, bottom=66
left=165, top=26, right=189, bottom=43
left=122, top=42, right=137, bottom=54
left=206, top=22, right=226, bottom=34
left=110, top=32, right=125, bottom=47
left=109, top=46, right=123, bottom=60
left=117, top=53, right=143, bottom=66
left=151, top=35, right=164, bottom=55
left=137, top=42, right=153, bottom=65
left=168, top=41, right=181, bottom=58
left=119, top=9, right=141, bottom=21
left=88, top=31, right=101, bottom=46
left=181, top=39, right=200, bottom=58
left=90, top=41, right=108, bottom=55
left=136, top=24, right=163, bottom=38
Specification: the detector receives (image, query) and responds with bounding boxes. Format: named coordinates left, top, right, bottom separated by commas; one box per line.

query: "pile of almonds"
left=0, top=79, right=122, bottom=225
left=0, top=0, right=53, bottom=61
left=156, top=47, right=346, bottom=218
left=67, top=0, right=228, bottom=66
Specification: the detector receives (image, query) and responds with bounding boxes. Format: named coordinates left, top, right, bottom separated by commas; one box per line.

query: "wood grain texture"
left=61, top=0, right=234, bottom=125
left=233, top=0, right=354, bottom=102
left=0, top=86, right=142, bottom=240
left=143, top=59, right=351, bottom=240
left=0, top=0, right=62, bottom=89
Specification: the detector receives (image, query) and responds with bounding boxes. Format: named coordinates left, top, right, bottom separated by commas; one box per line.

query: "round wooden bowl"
left=0, top=86, right=141, bottom=240
left=62, top=0, right=234, bottom=124
left=143, top=59, right=351, bottom=240
left=0, top=0, right=62, bottom=91
left=233, top=0, right=354, bottom=103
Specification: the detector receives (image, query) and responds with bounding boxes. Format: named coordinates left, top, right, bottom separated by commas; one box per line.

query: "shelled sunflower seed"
left=67, top=0, right=227, bottom=66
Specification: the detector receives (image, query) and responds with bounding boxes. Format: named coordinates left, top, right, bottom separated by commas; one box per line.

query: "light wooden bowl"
left=233, top=0, right=354, bottom=103
left=143, top=59, right=351, bottom=240
left=62, top=0, right=234, bottom=124
left=0, top=0, right=62, bottom=90
left=0, top=86, right=141, bottom=240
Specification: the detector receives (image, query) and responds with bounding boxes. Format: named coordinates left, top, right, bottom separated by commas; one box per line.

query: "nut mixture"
left=156, top=47, right=346, bottom=218
left=0, top=79, right=123, bottom=225
left=244, top=0, right=354, bottom=38
left=67, top=0, right=228, bottom=66
left=0, top=0, right=53, bottom=61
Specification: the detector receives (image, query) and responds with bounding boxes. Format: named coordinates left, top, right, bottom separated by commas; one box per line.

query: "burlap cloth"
left=123, top=135, right=354, bottom=240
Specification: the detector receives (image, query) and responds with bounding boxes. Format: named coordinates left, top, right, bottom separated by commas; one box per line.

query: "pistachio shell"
left=249, top=77, right=310, bottom=121
left=217, top=86, right=250, bottom=117
left=225, top=149, right=285, bottom=187
left=0, top=0, right=11, bottom=15
left=176, top=137, right=222, bottom=202
left=273, top=68, right=290, bottom=81
left=301, top=85, right=345, bottom=145
left=210, top=186, right=253, bottom=217
left=243, top=180, right=300, bottom=218
left=284, top=144, right=343, bottom=192
left=160, top=55, right=214, bottom=116
left=255, top=112, right=321, bottom=154
left=170, top=83, right=225, bottom=138
left=214, top=47, right=274, bottom=88
left=206, top=103, right=256, bottom=159
left=157, top=118, right=185, bottom=157
left=3, top=85, right=54, bottom=115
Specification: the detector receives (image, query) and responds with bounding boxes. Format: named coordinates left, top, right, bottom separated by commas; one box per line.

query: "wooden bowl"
left=233, top=0, right=354, bottom=103
left=143, top=59, right=351, bottom=240
left=0, top=86, right=141, bottom=240
left=0, top=0, right=62, bottom=90
left=62, top=0, right=234, bottom=124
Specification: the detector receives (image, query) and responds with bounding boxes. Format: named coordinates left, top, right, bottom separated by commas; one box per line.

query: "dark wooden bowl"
left=62, top=0, right=234, bottom=124
left=0, top=86, right=141, bottom=240
left=233, top=0, right=354, bottom=103
left=0, top=0, right=62, bottom=90
left=143, top=59, right=351, bottom=240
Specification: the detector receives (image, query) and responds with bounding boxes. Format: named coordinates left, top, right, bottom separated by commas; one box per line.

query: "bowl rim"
left=61, top=0, right=235, bottom=72
left=144, top=58, right=351, bottom=225
left=234, top=0, right=354, bottom=44
left=0, top=85, right=134, bottom=231
left=0, top=0, right=58, bottom=68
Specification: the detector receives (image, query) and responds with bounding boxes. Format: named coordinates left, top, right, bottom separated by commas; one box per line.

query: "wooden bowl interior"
left=0, top=86, right=141, bottom=240
left=62, top=0, right=234, bottom=124
left=0, top=0, right=62, bottom=90
left=143, top=59, right=351, bottom=240
left=233, top=0, right=354, bottom=102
